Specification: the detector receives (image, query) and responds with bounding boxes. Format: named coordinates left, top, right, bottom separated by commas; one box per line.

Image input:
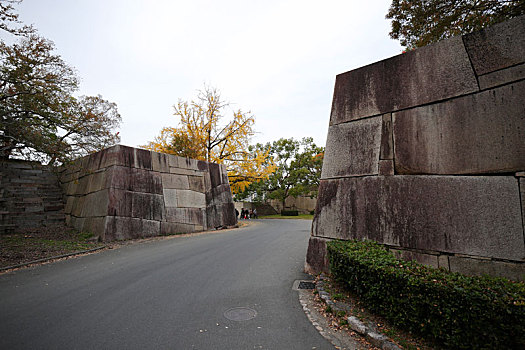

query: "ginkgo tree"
left=143, top=86, right=275, bottom=194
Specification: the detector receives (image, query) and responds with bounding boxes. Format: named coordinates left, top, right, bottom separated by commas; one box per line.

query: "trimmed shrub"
left=281, top=210, right=299, bottom=216
left=327, top=240, right=525, bottom=349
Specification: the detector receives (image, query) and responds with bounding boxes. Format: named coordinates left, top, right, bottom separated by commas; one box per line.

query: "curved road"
left=0, top=219, right=334, bottom=349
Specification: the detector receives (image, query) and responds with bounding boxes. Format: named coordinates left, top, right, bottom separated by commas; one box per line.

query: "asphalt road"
left=0, top=219, right=334, bottom=349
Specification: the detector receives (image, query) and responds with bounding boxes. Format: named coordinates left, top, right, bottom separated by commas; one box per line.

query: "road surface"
left=0, top=219, right=334, bottom=349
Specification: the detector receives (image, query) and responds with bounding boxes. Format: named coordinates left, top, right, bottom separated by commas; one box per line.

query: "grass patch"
left=259, top=214, right=313, bottom=220
left=0, top=227, right=104, bottom=268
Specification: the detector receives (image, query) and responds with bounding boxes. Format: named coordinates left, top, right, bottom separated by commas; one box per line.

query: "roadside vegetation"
left=327, top=240, right=525, bottom=349
left=0, top=227, right=104, bottom=269
left=259, top=214, right=314, bottom=220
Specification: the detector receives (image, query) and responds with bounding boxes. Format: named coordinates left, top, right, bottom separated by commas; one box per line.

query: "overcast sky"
left=13, top=0, right=402, bottom=148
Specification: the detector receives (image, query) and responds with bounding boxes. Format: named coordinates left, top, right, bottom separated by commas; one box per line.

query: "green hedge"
left=281, top=210, right=299, bottom=216
left=327, top=240, right=525, bottom=349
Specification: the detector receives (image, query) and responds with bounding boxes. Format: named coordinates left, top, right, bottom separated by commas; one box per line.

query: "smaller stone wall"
left=61, top=145, right=236, bottom=241
left=0, top=160, right=65, bottom=234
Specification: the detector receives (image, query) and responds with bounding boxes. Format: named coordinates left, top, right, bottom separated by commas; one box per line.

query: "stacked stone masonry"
left=0, top=160, right=65, bottom=234
left=61, top=145, right=237, bottom=241
left=307, top=16, right=525, bottom=281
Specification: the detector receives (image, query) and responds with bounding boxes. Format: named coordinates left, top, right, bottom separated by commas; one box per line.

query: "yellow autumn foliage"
left=142, top=86, right=275, bottom=194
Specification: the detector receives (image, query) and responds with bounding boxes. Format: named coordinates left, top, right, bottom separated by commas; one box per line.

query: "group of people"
left=236, top=208, right=258, bottom=220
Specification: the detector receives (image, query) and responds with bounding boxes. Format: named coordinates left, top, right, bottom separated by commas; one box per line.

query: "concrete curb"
left=315, top=274, right=402, bottom=350
left=0, top=246, right=107, bottom=272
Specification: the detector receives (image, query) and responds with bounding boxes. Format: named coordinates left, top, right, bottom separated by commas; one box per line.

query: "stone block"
left=165, top=207, right=205, bottom=226
left=163, top=188, right=177, bottom=207
left=463, top=15, right=525, bottom=76
left=313, top=176, right=524, bottom=261
left=393, top=81, right=525, bottom=174
left=330, top=36, right=478, bottom=124
left=81, top=190, right=109, bottom=217
left=71, top=196, right=85, bottom=217
left=130, top=192, right=165, bottom=221
left=108, top=166, right=163, bottom=194
left=390, top=248, right=439, bottom=268
left=177, top=190, right=206, bottom=208
left=518, top=177, right=525, bottom=234
left=378, top=160, right=394, bottom=176
left=82, top=217, right=106, bottom=238
left=165, top=154, right=179, bottom=167
left=133, top=148, right=152, bottom=170
left=305, top=236, right=330, bottom=274
left=141, top=219, right=161, bottom=237
left=208, top=163, right=221, bottom=188
left=169, top=167, right=202, bottom=177
left=160, top=222, right=195, bottom=235
left=188, top=176, right=205, bottom=193
left=151, top=151, right=169, bottom=173
left=85, top=169, right=108, bottom=194
left=438, top=255, right=450, bottom=270
left=104, top=216, right=132, bottom=241
left=161, top=173, right=189, bottom=190
left=107, top=188, right=132, bottom=217
left=221, top=202, right=237, bottom=226
left=321, top=116, right=382, bottom=179
left=380, top=113, right=393, bottom=160
left=178, top=157, right=200, bottom=171
left=449, top=256, right=525, bottom=281
left=64, top=196, right=74, bottom=214
left=478, top=63, right=525, bottom=90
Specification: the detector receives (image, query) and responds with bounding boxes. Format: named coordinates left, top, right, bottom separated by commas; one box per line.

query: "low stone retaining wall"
left=0, top=160, right=65, bottom=234
left=306, top=16, right=525, bottom=281
left=61, top=145, right=236, bottom=241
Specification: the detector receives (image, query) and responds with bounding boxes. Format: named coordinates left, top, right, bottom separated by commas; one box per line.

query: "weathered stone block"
left=107, top=188, right=132, bottom=217
left=169, top=167, right=202, bottom=177
left=321, top=116, right=382, bottom=179
left=177, top=190, right=206, bottom=208
left=313, top=176, right=524, bottom=261
left=208, top=163, right=221, bottom=188
left=104, top=216, right=132, bottom=241
left=160, top=221, right=195, bottom=235
left=85, top=170, right=108, bottom=194
left=519, top=177, right=525, bottom=235
left=378, top=160, right=394, bottom=176
left=478, top=62, right=525, bottom=90
left=305, top=236, right=330, bottom=274
left=463, top=15, right=525, bottom=76
left=81, top=190, right=109, bottom=217
left=131, top=192, right=164, bottom=221
left=70, top=196, right=85, bottom=217
left=389, top=248, right=439, bottom=268
left=380, top=113, right=393, bottom=160
left=188, top=176, right=205, bottom=193
left=151, top=151, right=169, bottom=173
left=178, top=157, right=200, bottom=171
left=393, top=81, right=525, bottom=175
left=438, top=255, right=450, bottom=270
left=449, top=256, right=525, bottom=281
left=165, top=207, right=205, bottom=226
left=166, top=154, right=180, bottom=167
left=161, top=173, right=189, bottom=190
left=330, top=36, right=478, bottom=124
left=133, top=148, right=152, bottom=170
left=163, top=188, right=177, bottom=208
left=141, top=219, right=161, bottom=237
left=82, top=217, right=106, bottom=238
left=108, top=166, right=163, bottom=194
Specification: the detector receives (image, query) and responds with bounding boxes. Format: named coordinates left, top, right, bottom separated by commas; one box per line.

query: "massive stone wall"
left=61, top=145, right=236, bottom=241
left=306, top=16, right=525, bottom=281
